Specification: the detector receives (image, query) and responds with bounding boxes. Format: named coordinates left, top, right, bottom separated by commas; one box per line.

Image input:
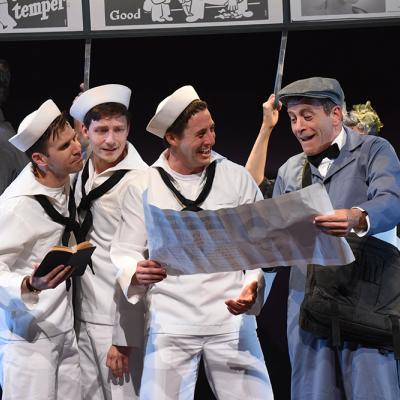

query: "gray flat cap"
left=278, top=77, right=344, bottom=106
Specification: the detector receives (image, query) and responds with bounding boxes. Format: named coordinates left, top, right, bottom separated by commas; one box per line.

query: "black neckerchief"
left=34, top=191, right=83, bottom=290
left=155, top=161, right=216, bottom=212
left=34, top=192, right=82, bottom=246
left=77, top=160, right=129, bottom=239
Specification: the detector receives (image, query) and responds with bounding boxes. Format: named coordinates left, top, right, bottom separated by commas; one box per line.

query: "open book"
left=35, top=241, right=96, bottom=277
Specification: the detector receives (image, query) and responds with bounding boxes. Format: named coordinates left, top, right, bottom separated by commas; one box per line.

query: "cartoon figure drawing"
left=0, top=0, right=17, bottom=30
left=143, top=0, right=173, bottom=22
left=179, top=0, right=193, bottom=17
left=186, top=0, right=252, bottom=22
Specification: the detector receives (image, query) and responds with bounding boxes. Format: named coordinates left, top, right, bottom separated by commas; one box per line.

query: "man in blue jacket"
left=266, top=76, right=400, bottom=399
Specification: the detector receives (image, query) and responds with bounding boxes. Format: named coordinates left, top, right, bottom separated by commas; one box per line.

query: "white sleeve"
left=243, top=268, right=276, bottom=316
left=237, top=165, right=264, bottom=204
left=112, top=285, right=145, bottom=347
left=111, top=182, right=148, bottom=305
left=238, top=165, right=273, bottom=315
left=0, top=206, right=39, bottom=310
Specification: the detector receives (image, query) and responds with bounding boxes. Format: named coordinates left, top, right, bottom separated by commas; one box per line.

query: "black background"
left=1, top=24, right=400, bottom=399
left=2, top=26, right=399, bottom=178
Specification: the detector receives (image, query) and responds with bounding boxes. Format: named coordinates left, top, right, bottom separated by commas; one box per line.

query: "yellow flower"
left=350, top=101, right=383, bottom=133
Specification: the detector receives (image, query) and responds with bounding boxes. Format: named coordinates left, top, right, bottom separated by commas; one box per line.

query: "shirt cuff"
left=126, top=284, right=148, bottom=304
left=351, top=206, right=370, bottom=237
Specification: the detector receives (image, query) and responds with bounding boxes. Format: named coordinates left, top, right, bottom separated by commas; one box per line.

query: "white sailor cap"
left=9, top=99, right=61, bottom=152
left=146, top=85, right=199, bottom=138
left=70, top=84, right=131, bottom=122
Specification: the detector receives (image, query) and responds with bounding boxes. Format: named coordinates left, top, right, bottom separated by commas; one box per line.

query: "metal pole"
left=83, top=38, right=91, bottom=90
left=273, top=30, right=288, bottom=109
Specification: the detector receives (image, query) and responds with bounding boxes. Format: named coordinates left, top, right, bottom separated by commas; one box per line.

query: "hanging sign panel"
left=89, top=0, right=283, bottom=31
left=291, top=0, right=400, bottom=21
left=0, top=0, right=83, bottom=33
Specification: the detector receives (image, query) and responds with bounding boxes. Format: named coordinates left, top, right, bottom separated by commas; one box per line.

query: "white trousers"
left=76, top=320, right=143, bottom=400
left=0, top=329, right=81, bottom=400
left=140, top=331, right=274, bottom=400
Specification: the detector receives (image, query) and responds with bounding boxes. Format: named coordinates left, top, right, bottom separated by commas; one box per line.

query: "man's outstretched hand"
left=225, top=281, right=258, bottom=315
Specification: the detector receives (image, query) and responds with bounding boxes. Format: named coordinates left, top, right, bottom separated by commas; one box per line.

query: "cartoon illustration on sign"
left=143, top=0, right=173, bottom=22
left=187, top=0, right=253, bottom=22
left=0, top=0, right=85, bottom=33
left=103, top=0, right=264, bottom=26
left=0, top=0, right=17, bottom=29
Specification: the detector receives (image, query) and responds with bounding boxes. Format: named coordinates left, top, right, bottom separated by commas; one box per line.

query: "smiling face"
left=166, top=108, right=216, bottom=175
left=287, top=98, right=343, bottom=156
left=83, top=114, right=129, bottom=173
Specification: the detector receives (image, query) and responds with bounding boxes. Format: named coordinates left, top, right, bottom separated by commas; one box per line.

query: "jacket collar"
left=324, top=126, right=364, bottom=181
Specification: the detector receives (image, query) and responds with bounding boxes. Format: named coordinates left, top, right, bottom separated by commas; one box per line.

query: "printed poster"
left=291, top=0, right=400, bottom=21
left=90, top=0, right=283, bottom=31
left=0, top=0, right=83, bottom=33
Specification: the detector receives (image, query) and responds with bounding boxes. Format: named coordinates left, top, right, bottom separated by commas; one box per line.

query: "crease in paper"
left=143, top=183, right=355, bottom=275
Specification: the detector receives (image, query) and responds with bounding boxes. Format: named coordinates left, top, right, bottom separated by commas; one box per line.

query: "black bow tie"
left=307, top=143, right=340, bottom=168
